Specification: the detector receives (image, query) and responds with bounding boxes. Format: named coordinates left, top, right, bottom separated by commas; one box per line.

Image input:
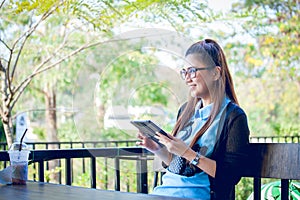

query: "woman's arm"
left=156, top=133, right=217, bottom=177
left=153, top=147, right=172, bottom=165
left=182, top=149, right=216, bottom=177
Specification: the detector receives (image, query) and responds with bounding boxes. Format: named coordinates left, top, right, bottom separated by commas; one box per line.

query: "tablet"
left=130, top=120, right=171, bottom=144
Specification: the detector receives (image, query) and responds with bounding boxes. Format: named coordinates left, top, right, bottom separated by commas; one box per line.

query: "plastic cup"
left=8, top=142, right=30, bottom=185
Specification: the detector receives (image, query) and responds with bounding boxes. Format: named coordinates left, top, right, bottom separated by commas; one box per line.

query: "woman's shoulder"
left=226, top=102, right=247, bottom=118
left=176, top=102, right=188, bottom=119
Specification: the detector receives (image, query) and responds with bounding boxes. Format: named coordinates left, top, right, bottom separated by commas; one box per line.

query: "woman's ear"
left=212, top=66, right=221, bottom=81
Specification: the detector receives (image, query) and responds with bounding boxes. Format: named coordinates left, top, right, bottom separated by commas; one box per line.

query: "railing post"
left=82, top=143, right=86, bottom=174
left=58, top=144, right=62, bottom=184
left=105, top=158, right=108, bottom=189
left=115, top=157, right=120, bottom=191
left=91, top=157, right=96, bottom=188
left=38, top=160, right=44, bottom=182
left=45, top=144, right=49, bottom=172
left=253, top=177, right=261, bottom=200
left=281, top=179, right=289, bottom=200
left=136, top=156, right=148, bottom=194
left=66, top=158, right=72, bottom=185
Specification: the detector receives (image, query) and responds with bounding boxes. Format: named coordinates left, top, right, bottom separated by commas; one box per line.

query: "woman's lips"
left=188, top=85, right=197, bottom=91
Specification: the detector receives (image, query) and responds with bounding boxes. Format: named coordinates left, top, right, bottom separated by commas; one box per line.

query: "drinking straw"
left=19, top=129, right=28, bottom=151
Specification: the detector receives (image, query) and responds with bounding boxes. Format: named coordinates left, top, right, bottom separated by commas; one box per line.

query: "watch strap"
left=190, top=152, right=201, bottom=166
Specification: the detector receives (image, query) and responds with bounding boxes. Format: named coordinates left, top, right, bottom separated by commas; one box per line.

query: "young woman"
left=137, top=39, right=250, bottom=200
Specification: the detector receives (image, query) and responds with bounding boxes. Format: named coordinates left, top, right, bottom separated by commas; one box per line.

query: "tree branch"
left=10, top=31, right=169, bottom=111
left=0, top=59, right=5, bottom=73
left=0, top=64, right=3, bottom=115
left=10, top=43, right=84, bottom=110
left=5, top=2, right=64, bottom=111
left=0, top=38, right=11, bottom=52
left=103, top=1, right=122, bottom=17
left=10, top=13, right=34, bottom=82
left=11, top=2, right=63, bottom=80
left=0, top=0, right=5, bottom=9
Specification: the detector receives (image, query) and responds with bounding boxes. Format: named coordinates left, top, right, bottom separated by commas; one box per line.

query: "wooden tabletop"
left=0, top=181, right=193, bottom=200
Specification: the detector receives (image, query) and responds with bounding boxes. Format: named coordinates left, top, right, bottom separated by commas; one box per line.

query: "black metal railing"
left=1, top=135, right=299, bottom=151
left=0, top=147, right=153, bottom=193
left=0, top=140, right=138, bottom=150
left=0, top=140, right=141, bottom=188
left=250, top=135, right=300, bottom=143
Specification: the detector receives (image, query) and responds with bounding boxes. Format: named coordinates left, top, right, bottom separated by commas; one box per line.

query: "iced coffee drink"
left=8, top=142, right=30, bottom=185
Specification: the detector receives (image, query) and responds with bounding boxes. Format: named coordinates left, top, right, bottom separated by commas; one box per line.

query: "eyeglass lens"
left=180, top=68, right=196, bottom=80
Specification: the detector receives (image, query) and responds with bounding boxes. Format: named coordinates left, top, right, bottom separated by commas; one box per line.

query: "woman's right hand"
left=136, top=131, right=161, bottom=152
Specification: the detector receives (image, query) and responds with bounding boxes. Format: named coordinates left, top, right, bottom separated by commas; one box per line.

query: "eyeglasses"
left=180, top=67, right=213, bottom=80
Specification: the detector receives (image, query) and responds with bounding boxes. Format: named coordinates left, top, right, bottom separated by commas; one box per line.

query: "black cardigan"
left=209, top=102, right=250, bottom=200
left=177, top=102, right=250, bottom=200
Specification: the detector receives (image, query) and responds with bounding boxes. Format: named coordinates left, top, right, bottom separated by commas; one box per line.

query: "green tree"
left=236, top=0, right=299, bottom=135
left=207, top=0, right=300, bottom=136
left=0, top=0, right=214, bottom=146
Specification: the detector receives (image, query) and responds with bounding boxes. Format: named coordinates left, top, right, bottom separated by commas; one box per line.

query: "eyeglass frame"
left=180, top=66, right=214, bottom=80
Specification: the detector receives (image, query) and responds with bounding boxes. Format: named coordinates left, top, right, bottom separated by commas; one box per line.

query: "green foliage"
left=1, top=0, right=299, bottom=144
left=99, top=128, right=133, bottom=141
left=72, top=173, right=91, bottom=188
left=56, top=120, right=80, bottom=141
left=235, top=0, right=300, bottom=83
left=220, top=0, right=300, bottom=136
left=0, top=0, right=216, bottom=144
left=45, top=166, right=62, bottom=182
left=235, top=75, right=300, bottom=136
left=0, top=120, right=6, bottom=143
left=131, top=82, right=169, bottom=106
left=98, top=49, right=169, bottom=107
left=14, top=0, right=61, bottom=14
left=235, top=177, right=253, bottom=200
left=32, top=127, right=46, bottom=140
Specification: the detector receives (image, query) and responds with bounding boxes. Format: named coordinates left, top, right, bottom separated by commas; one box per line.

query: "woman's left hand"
left=155, top=132, right=190, bottom=157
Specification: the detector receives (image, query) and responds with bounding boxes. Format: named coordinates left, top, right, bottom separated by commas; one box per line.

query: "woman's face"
left=184, top=54, right=216, bottom=104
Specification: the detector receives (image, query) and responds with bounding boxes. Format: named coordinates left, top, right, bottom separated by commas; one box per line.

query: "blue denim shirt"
left=152, top=97, right=230, bottom=199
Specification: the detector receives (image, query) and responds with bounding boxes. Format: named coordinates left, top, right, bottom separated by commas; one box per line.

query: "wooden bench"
left=243, top=143, right=300, bottom=200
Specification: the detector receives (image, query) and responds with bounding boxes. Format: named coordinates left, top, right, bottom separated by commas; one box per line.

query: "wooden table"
left=0, top=181, right=193, bottom=200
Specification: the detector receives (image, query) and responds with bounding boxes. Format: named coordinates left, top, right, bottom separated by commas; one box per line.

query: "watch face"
left=191, top=160, right=197, bottom=165
left=191, top=152, right=200, bottom=166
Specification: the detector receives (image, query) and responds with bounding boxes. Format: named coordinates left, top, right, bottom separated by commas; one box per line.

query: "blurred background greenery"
left=0, top=0, right=299, bottom=199
left=1, top=0, right=299, bottom=144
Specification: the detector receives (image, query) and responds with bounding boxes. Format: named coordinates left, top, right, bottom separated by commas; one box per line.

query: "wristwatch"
left=190, top=152, right=201, bottom=166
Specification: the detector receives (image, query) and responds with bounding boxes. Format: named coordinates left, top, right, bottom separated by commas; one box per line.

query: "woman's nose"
left=185, top=75, right=192, bottom=84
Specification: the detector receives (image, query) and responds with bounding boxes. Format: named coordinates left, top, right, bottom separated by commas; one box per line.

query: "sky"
left=208, top=0, right=233, bottom=11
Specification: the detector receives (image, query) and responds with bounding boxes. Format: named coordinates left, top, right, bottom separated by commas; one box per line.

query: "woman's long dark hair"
left=172, top=39, right=238, bottom=147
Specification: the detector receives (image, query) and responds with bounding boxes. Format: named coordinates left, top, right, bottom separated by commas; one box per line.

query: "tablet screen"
left=130, top=120, right=170, bottom=144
